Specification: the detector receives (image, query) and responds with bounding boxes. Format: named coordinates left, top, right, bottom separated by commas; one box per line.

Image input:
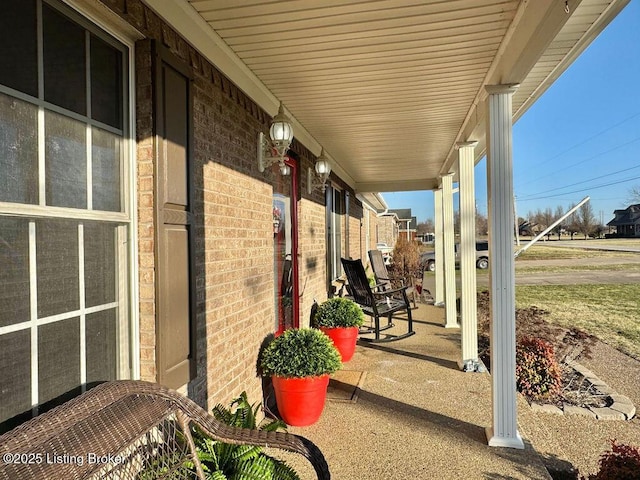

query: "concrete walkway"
left=285, top=305, right=551, bottom=480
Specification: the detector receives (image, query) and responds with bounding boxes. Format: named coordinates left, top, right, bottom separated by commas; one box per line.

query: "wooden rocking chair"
left=368, top=249, right=419, bottom=308
left=341, top=258, right=415, bottom=343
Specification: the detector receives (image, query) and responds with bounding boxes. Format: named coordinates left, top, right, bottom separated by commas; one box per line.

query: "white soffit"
left=144, top=0, right=630, bottom=193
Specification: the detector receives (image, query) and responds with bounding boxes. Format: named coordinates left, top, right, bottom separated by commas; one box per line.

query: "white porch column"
left=457, top=141, right=479, bottom=368
left=485, top=84, right=524, bottom=449
left=441, top=174, right=458, bottom=329
left=434, top=188, right=444, bottom=306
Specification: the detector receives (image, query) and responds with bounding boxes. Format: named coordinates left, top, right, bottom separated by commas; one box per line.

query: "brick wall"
left=349, top=196, right=363, bottom=261
left=99, top=0, right=363, bottom=410
left=298, top=198, right=327, bottom=326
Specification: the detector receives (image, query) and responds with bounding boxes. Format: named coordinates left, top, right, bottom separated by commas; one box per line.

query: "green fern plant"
left=190, top=392, right=301, bottom=480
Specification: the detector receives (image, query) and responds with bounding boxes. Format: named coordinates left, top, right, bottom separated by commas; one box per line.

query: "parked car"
left=420, top=241, right=489, bottom=272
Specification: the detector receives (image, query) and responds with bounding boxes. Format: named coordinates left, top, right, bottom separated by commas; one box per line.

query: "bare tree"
left=416, top=219, right=434, bottom=235
left=475, top=211, right=488, bottom=236
left=565, top=203, right=580, bottom=239
left=552, top=205, right=564, bottom=239
left=576, top=202, right=597, bottom=239
left=627, top=185, right=640, bottom=205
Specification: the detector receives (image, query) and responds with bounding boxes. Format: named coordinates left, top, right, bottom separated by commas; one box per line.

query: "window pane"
left=90, top=35, right=123, bottom=129
left=37, top=219, right=79, bottom=318
left=43, top=4, right=86, bottom=115
left=38, top=318, right=80, bottom=406
left=92, top=128, right=121, bottom=212
left=84, top=222, right=116, bottom=307
left=0, top=330, right=31, bottom=429
left=0, top=0, right=37, bottom=96
left=86, top=309, right=117, bottom=384
left=0, top=93, right=38, bottom=204
left=45, top=111, right=87, bottom=209
left=0, top=217, right=30, bottom=328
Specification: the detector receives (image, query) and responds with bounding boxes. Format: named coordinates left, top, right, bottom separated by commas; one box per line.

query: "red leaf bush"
left=515, top=336, right=562, bottom=400
left=582, top=440, right=640, bottom=480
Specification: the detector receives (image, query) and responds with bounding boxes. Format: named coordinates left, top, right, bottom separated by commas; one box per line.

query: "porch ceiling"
left=145, top=0, right=629, bottom=192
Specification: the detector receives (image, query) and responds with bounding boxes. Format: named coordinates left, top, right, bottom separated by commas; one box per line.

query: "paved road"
left=423, top=246, right=640, bottom=289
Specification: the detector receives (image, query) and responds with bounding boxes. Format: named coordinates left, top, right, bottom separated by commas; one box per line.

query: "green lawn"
left=515, top=284, right=640, bottom=360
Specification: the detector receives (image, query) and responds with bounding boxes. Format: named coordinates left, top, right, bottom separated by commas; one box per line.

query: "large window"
left=326, top=185, right=346, bottom=287
left=0, top=0, right=131, bottom=430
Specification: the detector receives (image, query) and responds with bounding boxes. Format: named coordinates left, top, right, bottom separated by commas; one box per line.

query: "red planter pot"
left=319, top=326, right=359, bottom=362
left=272, top=375, right=330, bottom=426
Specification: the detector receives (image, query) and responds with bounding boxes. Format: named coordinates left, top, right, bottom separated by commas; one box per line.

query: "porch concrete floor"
left=284, top=304, right=552, bottom=480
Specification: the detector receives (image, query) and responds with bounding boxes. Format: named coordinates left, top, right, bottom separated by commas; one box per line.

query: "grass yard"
left=515, top=284, right=640, bottom=360
left=515, top=263, right=640, bottom=274
left=515, top=244, right=635, bottom=260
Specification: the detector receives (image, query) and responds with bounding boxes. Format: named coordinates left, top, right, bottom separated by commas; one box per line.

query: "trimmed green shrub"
left=582, top=440, right=640, bottom=480
left=516, top=336, right=562, bottom=400
left=313, top=297, right=364, bottom=328
left=260, top=328, right=342, bottom=378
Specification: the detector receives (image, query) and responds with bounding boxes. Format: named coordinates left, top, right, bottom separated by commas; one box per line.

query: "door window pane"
left=0, top=217, right=30, bottom=328
left=90, top=35, right=123, bottom=129
left=45, top=110, right=87, bottom=209
left=84, top=222, right=116, bottom=307
left=0, top=93, right=38, bottom=204
left=36, top=219, right=79, bottom=318
left=38, top=318, right=81, bottom=405
left=92, top=128, right=121, bottom=212
left=43, top=4, right=86, bottom=115
left=86, top=309, right=117, bottom=384
left=0, top=0, right=37, bottom=97
left=0, top=330, right=31, bottom=431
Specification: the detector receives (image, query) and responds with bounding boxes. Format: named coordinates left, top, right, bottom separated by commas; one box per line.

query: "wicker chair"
left=0, top=380, right=330, bottom=480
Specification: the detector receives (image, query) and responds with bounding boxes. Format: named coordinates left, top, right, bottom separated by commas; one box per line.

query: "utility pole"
left=515, top=196, right=590, bottom=258
left=514, top=195, right=520, bottom=246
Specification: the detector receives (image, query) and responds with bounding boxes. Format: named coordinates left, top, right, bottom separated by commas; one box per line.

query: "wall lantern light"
left=307, top=149, right=332, bottom=194
left=258, top=102, right=294, bottom=173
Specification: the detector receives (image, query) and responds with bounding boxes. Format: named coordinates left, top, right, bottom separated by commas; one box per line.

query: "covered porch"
left=286, top=303, right=552, bottom=479
left=144, top=0, right=630, bottom=449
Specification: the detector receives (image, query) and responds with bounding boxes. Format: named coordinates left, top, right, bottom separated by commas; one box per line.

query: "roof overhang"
left=142, top=0, right=630, bottom=193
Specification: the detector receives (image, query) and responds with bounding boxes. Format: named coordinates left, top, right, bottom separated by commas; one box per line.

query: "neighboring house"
left=388, top=209, right=417, bottom=241
left=607, top=204, right=640, bottom=237
left=376, top=212, right=400, bottom=248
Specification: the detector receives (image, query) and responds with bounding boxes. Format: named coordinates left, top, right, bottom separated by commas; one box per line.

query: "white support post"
left=457, top=141, right=479, bottom=368
left=434, top=188, right=444, bottom=306
left=485, top=84, right=524, bottom=449
left=441, top=174, right=458, bottom=329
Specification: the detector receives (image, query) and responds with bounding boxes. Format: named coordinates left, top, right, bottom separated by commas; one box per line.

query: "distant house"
left=607, top=204, right=640, bottom=237
left=388, top=209, right=417, bottom=241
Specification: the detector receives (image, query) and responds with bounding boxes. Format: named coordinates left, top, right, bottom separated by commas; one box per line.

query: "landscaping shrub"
left=516, top=336, right=562, bottom=400
left=313, top=297, right=364, bottom=328
left=388, top=236, right=420, bottom=278
left=582, top=440, right=640, bottom=480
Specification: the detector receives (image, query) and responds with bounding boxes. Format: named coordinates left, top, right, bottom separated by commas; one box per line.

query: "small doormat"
left=327, top=370, right=366, bottom=403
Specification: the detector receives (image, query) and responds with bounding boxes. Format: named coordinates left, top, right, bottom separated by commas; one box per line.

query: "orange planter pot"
left=272, top=375, right=330, bottom=426
left=319, top=326, right=359, bottom=362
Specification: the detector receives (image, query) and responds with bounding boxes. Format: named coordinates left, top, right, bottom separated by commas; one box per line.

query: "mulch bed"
left=475, top=291, right=602, bottom=408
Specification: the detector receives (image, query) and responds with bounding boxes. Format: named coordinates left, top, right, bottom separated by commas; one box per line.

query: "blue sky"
left=384, top=0, right=640, bottom=225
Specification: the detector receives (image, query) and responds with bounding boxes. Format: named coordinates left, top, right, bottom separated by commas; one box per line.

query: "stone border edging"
left=530, top=360, right=636, bottom=420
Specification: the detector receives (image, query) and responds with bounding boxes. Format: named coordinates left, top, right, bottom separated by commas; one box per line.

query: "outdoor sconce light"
left=307, top=149, right=332, bottom=194
left=280, top=163, right=291, bottom=176
left=258, top=102, right=294, bottom=173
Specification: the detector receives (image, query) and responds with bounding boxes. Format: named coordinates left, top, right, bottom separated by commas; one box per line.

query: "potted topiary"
left=313, top=297, right=364, bottom=362
left=260, top=328, right=342, bottom=426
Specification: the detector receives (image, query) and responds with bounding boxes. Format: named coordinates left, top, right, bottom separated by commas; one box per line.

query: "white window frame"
left=0, top=0, right=140, bottom=417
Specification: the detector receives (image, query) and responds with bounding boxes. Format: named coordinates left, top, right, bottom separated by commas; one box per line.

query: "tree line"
left=415, top=202, right=604, bottom=239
